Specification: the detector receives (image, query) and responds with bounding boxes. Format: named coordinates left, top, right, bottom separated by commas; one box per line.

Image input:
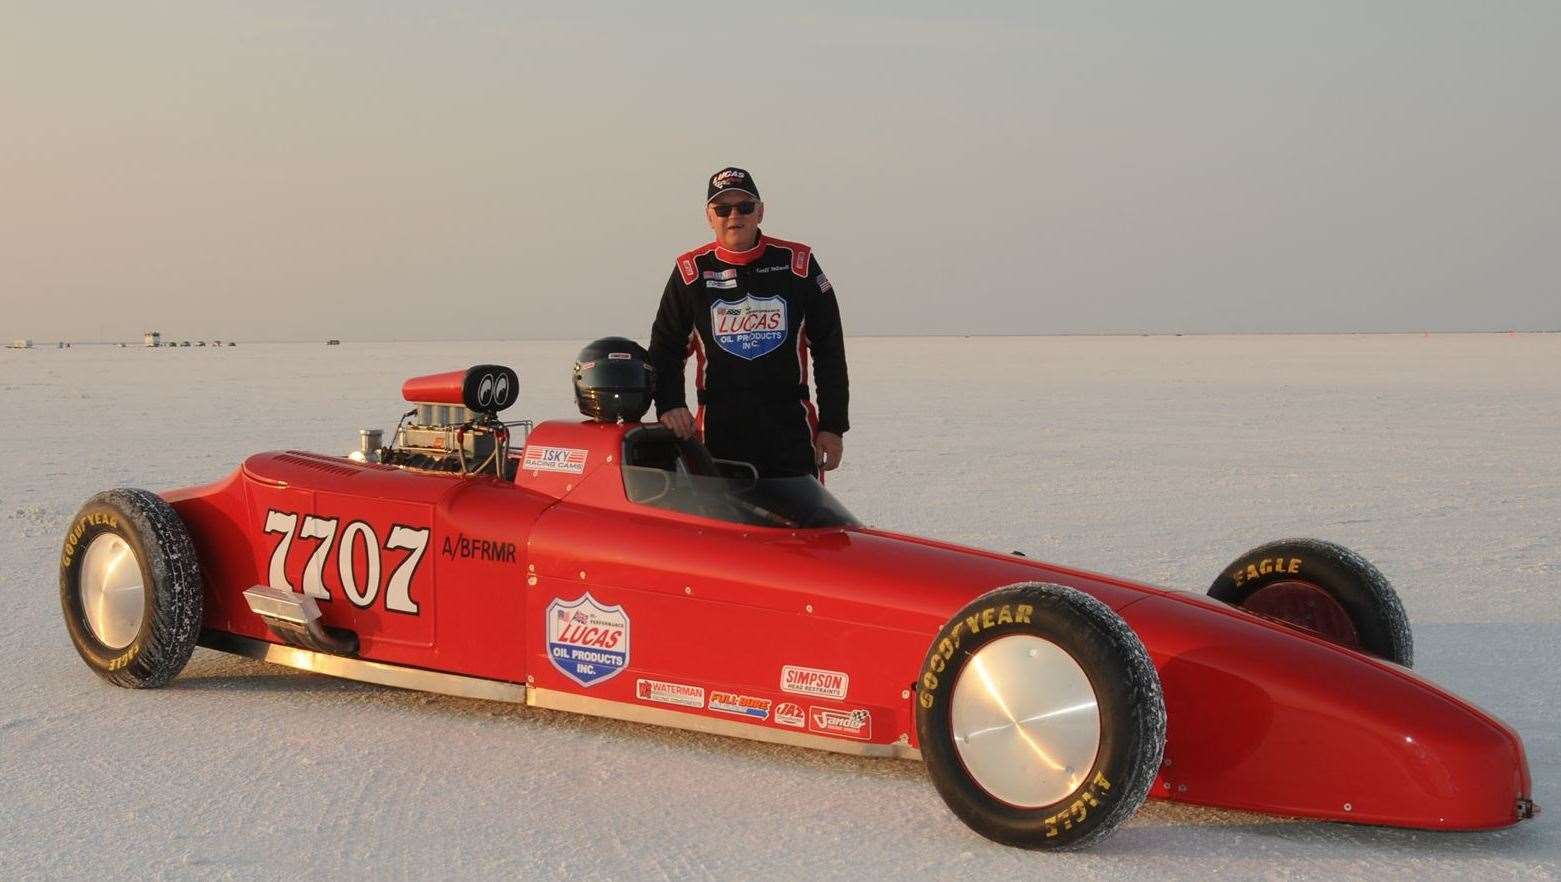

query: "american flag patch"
left=523, top=445, right=588, bottom=474
left=816, top=273, right=832, bottom=294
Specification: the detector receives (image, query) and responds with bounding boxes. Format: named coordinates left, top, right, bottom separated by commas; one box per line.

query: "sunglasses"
left=710, top=200, right=758, bottom=218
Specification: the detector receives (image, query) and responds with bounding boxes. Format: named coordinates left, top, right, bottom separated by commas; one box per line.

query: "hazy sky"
left=3, top=1, right=1557, bottom=341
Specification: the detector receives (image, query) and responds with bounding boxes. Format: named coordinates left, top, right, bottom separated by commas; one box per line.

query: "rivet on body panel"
left=578, top=571, right=586, bottom=580
left=805, top=604, right=814, bottom=613
left=526, top=575, right=538, bottom=587
left=684, top=586, right=692, bottom=595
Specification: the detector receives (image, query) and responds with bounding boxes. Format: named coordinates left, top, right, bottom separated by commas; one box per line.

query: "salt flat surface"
left=1, top=334, right=1556, bottom=880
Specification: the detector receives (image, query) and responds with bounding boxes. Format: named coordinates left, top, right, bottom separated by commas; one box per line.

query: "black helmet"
left=573, top=337, right=655, bottom=423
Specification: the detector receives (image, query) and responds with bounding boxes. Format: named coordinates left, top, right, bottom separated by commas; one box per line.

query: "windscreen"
left=623, top=465, right=859, bottom=529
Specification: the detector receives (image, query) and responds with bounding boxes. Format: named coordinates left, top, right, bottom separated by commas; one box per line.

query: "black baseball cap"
left=706, top=167, right=761, bottom=203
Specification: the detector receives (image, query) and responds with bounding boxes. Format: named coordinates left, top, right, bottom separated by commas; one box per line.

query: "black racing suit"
left=649, top=233, right=848, bottom=478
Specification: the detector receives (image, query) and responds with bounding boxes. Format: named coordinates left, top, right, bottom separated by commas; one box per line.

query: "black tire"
left=60, top=489, right=203, bottom=688
left=1208, top=538, right=1412, bottom=666
left=915, top=583, right=1165, bottom=850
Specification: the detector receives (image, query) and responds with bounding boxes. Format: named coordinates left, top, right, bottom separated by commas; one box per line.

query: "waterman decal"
left=523, top=445, right=587, bottom=474
left=774, top=702, right=805, bottom=728
left=808, top=706, right=872, bottom=740
left=441, top=533, right=516, bottom=564
left=546, top=593, right=629, bottom=687
left=780, top=665, right=849, bottom=700
left=637, top=679, right=704, bottom=708
left=261, top=509, right=428, bottom=613
left=710, top=294, right=787, bottom=360
left=708, top=691, right=772, bottom=720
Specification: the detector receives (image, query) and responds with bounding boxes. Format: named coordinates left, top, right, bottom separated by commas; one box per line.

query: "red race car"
left=58, top=360, right=1537, bottom=850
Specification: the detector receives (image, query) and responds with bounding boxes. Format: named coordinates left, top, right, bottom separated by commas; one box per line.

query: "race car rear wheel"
left=60, top=489, right=203, bottom=688
left=915, top=583, right=1165, bottom=850
left=1208, top=538, right=1412, bottom=666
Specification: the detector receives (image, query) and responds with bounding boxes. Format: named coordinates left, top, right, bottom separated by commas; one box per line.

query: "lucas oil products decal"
left=710, top=294, right=787, bottom=360
left=546, top=593, right=629, bottom=687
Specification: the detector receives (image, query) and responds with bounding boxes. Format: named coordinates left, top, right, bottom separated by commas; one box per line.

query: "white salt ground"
left=1, top=334, right=1556, bottom=880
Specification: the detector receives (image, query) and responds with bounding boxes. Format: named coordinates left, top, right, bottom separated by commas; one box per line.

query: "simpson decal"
left=710, top=294, right=787, bottom=360
left=637, top=678, right=705, bottom=708
left=774, top=702, right=805, bottom=728
left=546, top=593, right=629, bottom=687
left=780, top=666, right=849, bottom=700
left=523, top=445, right=587, bottom=474
left=809, top=706, right=872, bottom=740
left=708, top=691, right=772, bottom=720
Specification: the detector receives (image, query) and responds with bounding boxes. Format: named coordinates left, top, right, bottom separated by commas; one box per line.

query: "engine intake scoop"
left=401, top=365, right=519, bottom=415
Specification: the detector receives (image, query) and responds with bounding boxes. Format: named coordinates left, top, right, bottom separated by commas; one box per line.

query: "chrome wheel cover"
left=950, top=634, right=1101, bottom=808
left=79, top=533, right=145, bottom=650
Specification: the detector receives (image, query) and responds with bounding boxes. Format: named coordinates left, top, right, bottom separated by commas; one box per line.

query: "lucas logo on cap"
left=712, top=169, right=746, bottom=188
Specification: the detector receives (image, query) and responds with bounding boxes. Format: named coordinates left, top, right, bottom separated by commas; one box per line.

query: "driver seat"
left=622, top=426, right=721, bottom=477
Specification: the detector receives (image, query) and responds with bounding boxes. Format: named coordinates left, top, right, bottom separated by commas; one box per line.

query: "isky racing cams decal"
left=523, top=445, right=588, bottom=475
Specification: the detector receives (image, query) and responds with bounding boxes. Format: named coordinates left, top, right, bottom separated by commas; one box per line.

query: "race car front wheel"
left=1208, top=538, right=1412, bottom=666
left=60, top=489, right=203, bottom=688
left=915, top=583, right=1165, bottom=850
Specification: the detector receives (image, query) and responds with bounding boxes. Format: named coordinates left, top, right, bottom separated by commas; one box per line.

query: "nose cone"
left=1123, top=593, right=1532, bottom=829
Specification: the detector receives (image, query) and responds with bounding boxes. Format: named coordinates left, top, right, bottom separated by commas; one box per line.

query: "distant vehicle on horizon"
left=326, top=339, right=341, bottom=346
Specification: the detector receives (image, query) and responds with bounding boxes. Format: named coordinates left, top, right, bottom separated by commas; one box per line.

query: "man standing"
left=649, top=167, right=848, bottom=478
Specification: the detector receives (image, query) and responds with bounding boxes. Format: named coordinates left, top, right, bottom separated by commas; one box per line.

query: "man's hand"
left=659, top=407, right=696, bottom=439
left=815, top=431, right=844, bottom=472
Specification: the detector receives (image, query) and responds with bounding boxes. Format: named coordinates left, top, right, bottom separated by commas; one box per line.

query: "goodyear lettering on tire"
left=918, top=603, right=1033, bottom=709
left=61, top=512, right=121, bottom=570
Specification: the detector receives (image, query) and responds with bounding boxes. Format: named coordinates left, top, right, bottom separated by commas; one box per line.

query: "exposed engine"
left=351, top=365, right=527, bottom=478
